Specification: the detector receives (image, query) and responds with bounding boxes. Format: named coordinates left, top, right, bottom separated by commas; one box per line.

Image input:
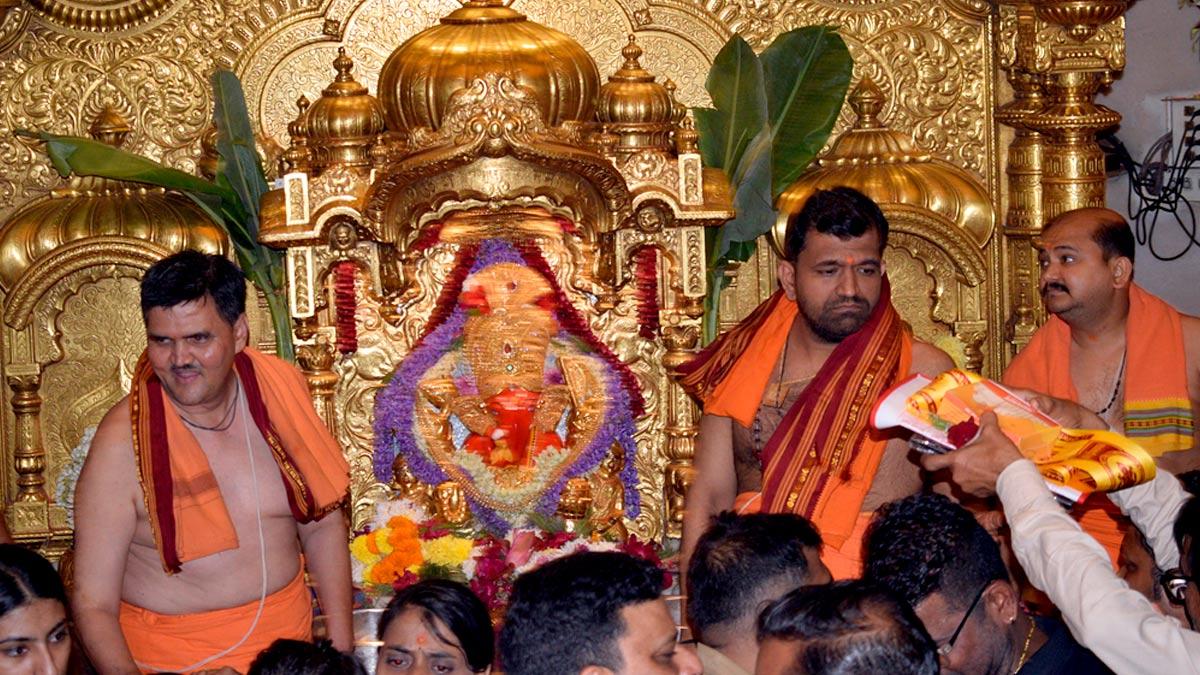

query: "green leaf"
left=16, top=130, right=230, bottom=198
left=693, top=35, right=767, bottom=174
left=211, top=70, right=270, bottom=240
left=715, top=130, right=774, bottom=259
left=760, top=26, right=853, bottom=198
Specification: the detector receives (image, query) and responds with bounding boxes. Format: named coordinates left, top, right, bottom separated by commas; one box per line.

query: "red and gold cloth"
left=130, top=348, right=350, bottom=573
left=678, top=279, right=913, bottom=550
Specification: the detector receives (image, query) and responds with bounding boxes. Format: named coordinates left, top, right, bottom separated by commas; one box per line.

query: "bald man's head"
left=1043, top=207, right=1135, bottom=265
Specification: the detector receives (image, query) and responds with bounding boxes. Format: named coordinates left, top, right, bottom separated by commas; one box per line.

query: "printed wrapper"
left=874, top=369, right=1157, bottom=502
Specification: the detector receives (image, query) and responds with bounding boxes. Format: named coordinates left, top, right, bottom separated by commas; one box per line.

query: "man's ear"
left=983, top=580, right=1020, bottom=624
left=1111, top=256, right=1133, bottom=289
left=777, top=259, right=798, bottom=301
left=234, top=313, right=250, bottom=351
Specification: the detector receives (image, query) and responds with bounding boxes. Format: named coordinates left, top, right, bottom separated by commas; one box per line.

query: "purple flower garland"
left=373, top=239, right=642, bottom=531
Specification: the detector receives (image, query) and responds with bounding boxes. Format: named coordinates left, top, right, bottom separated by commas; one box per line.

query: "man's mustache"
left=171, top=365, right=200, bottom=376
left=1041, top=282, right=1069, bottom=295
left=826, top=296, right=870, bottom=311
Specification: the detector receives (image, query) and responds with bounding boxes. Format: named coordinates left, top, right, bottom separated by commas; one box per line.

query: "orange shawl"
left=1004, top=284, right=1193, bottom=456
left=678, top=279, right=913, bottom=547
left=130, top=348, right=350, bottom=573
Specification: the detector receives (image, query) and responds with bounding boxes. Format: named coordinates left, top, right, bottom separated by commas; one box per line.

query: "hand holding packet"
left=872, top=369, right=1157, bottom=506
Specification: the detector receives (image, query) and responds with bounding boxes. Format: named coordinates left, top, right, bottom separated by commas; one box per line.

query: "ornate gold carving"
left=25, top=0, right=182, bottom=33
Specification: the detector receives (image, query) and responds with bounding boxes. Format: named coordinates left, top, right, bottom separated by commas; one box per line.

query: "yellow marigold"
left=421, top=536, right=474, bottom=567
left=350, top=534, right=380, bottom=565
left=367, top=528, right=394, bottom=556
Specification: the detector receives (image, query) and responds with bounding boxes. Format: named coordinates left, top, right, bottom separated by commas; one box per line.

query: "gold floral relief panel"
left=0, top=0, right=302, bottom=224
left=26, top=275, right=144, bottom=503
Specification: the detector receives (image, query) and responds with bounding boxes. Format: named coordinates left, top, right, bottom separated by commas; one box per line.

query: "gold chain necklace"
left=1011, top=618, right=1036, bottom=674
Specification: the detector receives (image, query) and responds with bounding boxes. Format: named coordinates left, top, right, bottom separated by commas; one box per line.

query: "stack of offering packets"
left=872, top=369, right=1156, bottom=506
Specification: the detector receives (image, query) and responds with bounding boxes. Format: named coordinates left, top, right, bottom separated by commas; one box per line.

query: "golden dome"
left=303, top=48, right=386, bottom=169
left=0, top=107, right=226, bottom=291
left=596, top=35, right=673, bottom=151
left=773, top=78, right=994, bottom=253
left=377, top=0, right=600, bottom=133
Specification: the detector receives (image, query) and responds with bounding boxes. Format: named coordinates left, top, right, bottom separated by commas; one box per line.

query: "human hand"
left=921, top=411, right=1024, bottom=497
left=1007, top=387, right=1107, bottom=430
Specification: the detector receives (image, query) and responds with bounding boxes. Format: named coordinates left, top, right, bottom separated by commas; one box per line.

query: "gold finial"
left=675, top=114, right=699, bottom=155
left=88, top=105, right=132, bottom=147
left=333, top=47, right=354, bottom=82
left=621, top=34, right=644, bottom=69
left=848, top=77, right=885, bottom=129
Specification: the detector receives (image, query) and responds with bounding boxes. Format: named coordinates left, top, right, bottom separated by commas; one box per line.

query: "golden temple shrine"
left=0, top=0, right=1131, bottom=552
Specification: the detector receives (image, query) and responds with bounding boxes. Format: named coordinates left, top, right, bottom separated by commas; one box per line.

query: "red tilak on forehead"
left=416, top=631, right=428, bottom=646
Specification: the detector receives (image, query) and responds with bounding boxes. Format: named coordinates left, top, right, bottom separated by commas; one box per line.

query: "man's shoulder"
left=909, top=339, right=954, bottom=377
left=86, top=395, right=135, bottom=466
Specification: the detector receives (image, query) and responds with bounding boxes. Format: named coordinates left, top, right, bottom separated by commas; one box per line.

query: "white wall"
left=1099, top=1, right=1200, bottom=315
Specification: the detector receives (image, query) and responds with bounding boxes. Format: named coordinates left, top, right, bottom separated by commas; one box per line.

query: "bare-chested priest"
left=1004, top=207, right=1200, bottom=563
left=73, top=251, right=353, bottom=674
left=679, top=187, right=953, bottom=579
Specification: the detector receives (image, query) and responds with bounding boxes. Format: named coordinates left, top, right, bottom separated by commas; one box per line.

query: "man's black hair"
left=378, top=579, right=494, bottom=672
left=687, top=511, right=824, bottom=643
left=500, top=551, right=663, bottom=675
left=1174, top=496, right=1200, bottom=582
left=141, top=249, right=246, bottom=325
left=863, top=493, right=1008, bottom=610
left=756, top=580, right=938, bottom=675
left=783, top=186, right=889, bottom=261
left=247, top=639, right=364, bottom=675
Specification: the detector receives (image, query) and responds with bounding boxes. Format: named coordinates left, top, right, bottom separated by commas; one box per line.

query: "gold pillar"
left=8, top=371, right=46, bottom=503
left=997, top=1, right=1048, bottom=359
left=297, top=337, right=339, bottom=435
left=661, top=308, right=701, bottom=539
left=1023, top=1, right=1126, bottom=220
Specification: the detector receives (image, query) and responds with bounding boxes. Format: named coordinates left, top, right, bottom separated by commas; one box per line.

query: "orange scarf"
left=1004, top=284, right=1193, bottom=456
left=131, top=348, right=350, bottom=573
left=678, top=280, right=912, bottom=547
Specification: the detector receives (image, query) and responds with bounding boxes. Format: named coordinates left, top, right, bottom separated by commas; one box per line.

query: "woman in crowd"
left=0, top=544, right=71, bottom=675
left=376, top=579, right=493, bottom=674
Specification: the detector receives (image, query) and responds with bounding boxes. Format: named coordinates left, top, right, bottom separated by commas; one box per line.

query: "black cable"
left=1106, top=104, right=1200, bottom=261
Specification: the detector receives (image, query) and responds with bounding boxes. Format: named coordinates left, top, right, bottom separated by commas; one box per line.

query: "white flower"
left=54, top=426, right=96, bottom=528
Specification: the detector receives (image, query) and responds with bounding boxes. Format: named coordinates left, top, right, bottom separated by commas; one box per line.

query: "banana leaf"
left=17, top=130, right=233, bottom=199
left=692, top=35, right=767, bottom=180
left=760, top=26, right=853, bottom=199
left=211, top=69, right=269, bottom=242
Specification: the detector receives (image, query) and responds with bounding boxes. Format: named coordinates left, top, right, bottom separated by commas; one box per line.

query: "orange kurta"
left=680, top=279, right=912, bottom=572
left=1004, top=284, right=1195, bottom=565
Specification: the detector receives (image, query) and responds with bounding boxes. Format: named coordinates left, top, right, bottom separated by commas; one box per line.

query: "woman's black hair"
left=377, top=579, right=493, bottom=672
left=0, top=544, right=67, bottom=618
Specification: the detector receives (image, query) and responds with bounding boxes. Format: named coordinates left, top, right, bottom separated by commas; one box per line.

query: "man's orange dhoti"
left=120, top=566, right=313, bottom=674
left=1005, top=284, right=1195, bottom=565
left=680, top=280, right=912, bottom=579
